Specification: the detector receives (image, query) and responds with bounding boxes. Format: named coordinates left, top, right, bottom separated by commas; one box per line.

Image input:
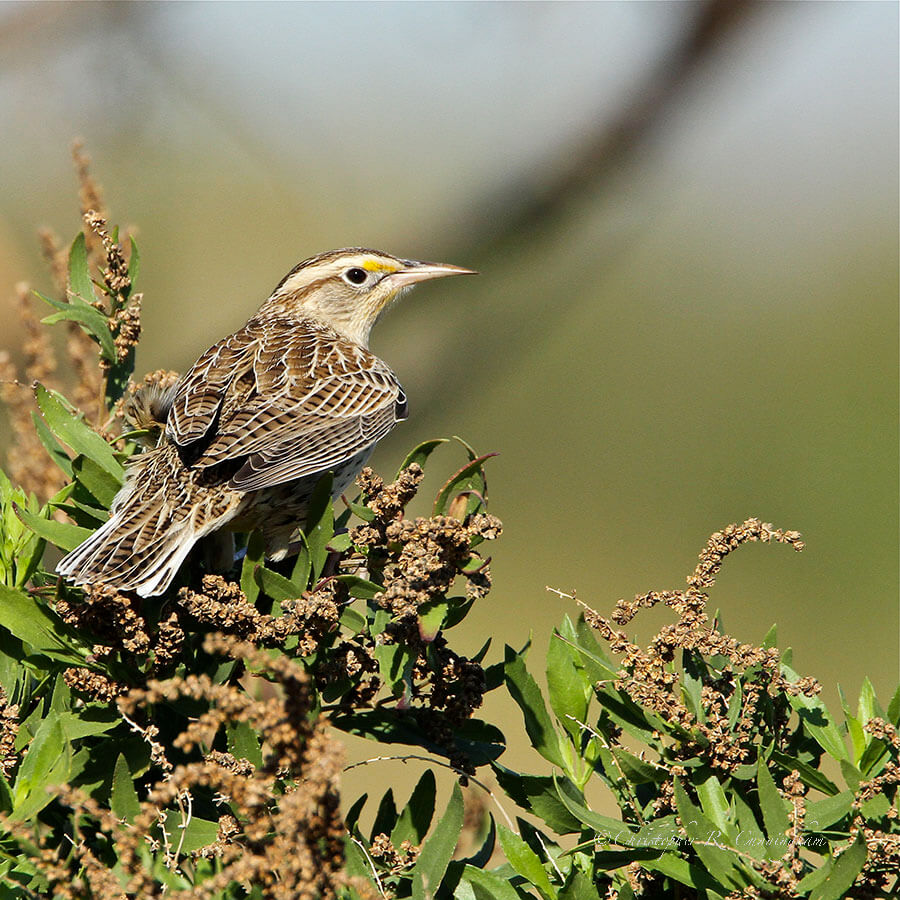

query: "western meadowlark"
left=57, top=248, right=474, bottom=597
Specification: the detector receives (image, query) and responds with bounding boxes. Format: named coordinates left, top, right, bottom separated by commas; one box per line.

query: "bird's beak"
left=388, top=260, right=477, bottom=289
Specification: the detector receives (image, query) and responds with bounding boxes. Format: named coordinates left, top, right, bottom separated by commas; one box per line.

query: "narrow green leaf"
left=546, top=629, right=591, bottom=744
left=886, top=684, right=900, bottom=725
left=339, top=606, right=366, bottom=634
left=290, top=529, right=312, bottom=589
left=240, top=531, right=264, bottom=604
left=335, top=574, right=382, bottom=600
left=673, top=778, right=746, bottom=890
left=553, top=775, right=635, bottom=842
left=770, top=750, right=840, bottom=795
left=610, top=747, right=664, bottom=784
left=72, top=454, right=120, bottom=507
left=31, top=411, right=74, bottom=477
left=391, top=769, right=436, bottom=846
left=0, top=584, right=89, bottom=664
left=14, top=503, right=93, bottom=552
left=40, top=305, right=116, bottom=361
left=305, top=473, right=334, bottom=580
left=11, top=713, right=71, bottom=821
left=110, top=753, right=141, bottom=824
left=461, top=865, right=521, bottom=900
left=783, top=663, right=847, bottom=761
left=756, top=757, right=790, bottom=859
left=505, top=646, right=566, bottom=769
left=696, top=773, right=733, bottom=840
left=255, top=566, right=303, bottom=603
left=35, top=385, right=123, bottom=481
left=809, top=834, right=867, bottom=900
left=805, top=792, right=854, bottom=833
left=432, top=452, right=497, bottom=517
left=411, top=782, right=464, bottom=900
left=397, top=438, right=449, bottom=477
left=68, top=232, right=97, bottom=306
left=370, top=789, right=398, bottom=842
left=497, top=825, right=556, bottom=900
left=641, top=854, right=727, bottom=892
left=128, top=235, right=140, bottom=287
left=493, top=764, right=582, bottom=834
left=226, top=721, right=263, bottom=768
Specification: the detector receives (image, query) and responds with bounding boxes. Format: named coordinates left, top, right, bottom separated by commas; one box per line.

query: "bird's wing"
left=166, top=317, right=405, bottom=491
left=167, top=325, right=260, bottom=448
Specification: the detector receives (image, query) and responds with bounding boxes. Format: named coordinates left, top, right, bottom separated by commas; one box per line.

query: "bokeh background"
left=1, top=1, right=897, bottom=794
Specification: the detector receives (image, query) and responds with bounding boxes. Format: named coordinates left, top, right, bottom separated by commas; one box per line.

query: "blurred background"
left=1, top=1, right=897, bottom=793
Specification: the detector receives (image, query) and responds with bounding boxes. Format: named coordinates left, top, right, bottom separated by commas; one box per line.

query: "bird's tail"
left=57, top=444, right=241, bottom=598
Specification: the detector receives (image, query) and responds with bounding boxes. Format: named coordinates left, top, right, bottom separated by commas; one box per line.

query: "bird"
left=57, top=248, right=474, bottom=598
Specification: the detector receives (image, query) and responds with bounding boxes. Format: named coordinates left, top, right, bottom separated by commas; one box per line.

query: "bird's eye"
left=343, top=267, right=368, bottom=285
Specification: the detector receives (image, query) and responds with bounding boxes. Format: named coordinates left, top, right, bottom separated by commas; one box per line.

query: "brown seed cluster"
left=583, top=519, right=817, bottom=779
left=0, top=687, right=19, bottom=777
left=17, top=634, right=347, bottom=900
left=0, top=283, right=68, bottom=501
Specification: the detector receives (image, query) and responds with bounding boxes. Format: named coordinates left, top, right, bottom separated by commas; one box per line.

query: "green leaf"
left=160, top=810, right=221, bottom=855
left=305, top=473, right=334, bottom=581
left=411, top=782, right=464, bottom=900
left=14, top=503, right=93, bottom=553
left=641, top=854, right=727, bottom=892
left=493, top=765, right=582, bottom=834
left=497, top=825, right=556, bottom=900
left=335, top=574, right=383, bottom=600
left=0, top=584, right=89, bottom=664
left=68, top=232, right=98, bottom=306
left=756, top=757, right=790, bottom=859
left=397, top=438, right=448, bottom=477
left=418, top=599, right=448, bottom=641
left=553, top=775, right=635, bottom=842
left=339, top=606, right=366, bottom=634
left=546, top=629, right=591, bottom=745
left=505, top=645, right=566, bottom=769
left=31, top=411, right=74, bottom=478
left=673, top=778, right=746, bottom=890
left=433, top=453, right=497, bottom=517
left=127, top=235, right=140, bottom=288
left=370, top=789, right=398, bottom=842
left=226, top=721, right=263, bottom=768
left=461, top=865, right=522, bottom=900
left=35, top=385, right=123, bottom=481
left=770, top=749, right=840, bottom=796
left=110, top=753, right=141, bottom=824
left=611, top=747, right=664, bottom=784
left=240, top=531, right=264, bottom=604
left=40, top=304, right=116, bottom=362
left=72, top=455, right=120, bottom=508
left=392, top=769, right=436, bottom=846
left=809, top=834, right=867, bottom=900
left=783, top=664, right=847, bottom=762
left=731, top=791, right=767, bottom=860
left=696, top=773, right=733, bottom=841
left=886, top=684, right=900, bottom=725
left=805, top=791, right=853, bottom=833
left=11, top=713, right=71, bottom=821
left=255, top=565, right=303, bottom=603
left=290, top=529, right=312, bottom=589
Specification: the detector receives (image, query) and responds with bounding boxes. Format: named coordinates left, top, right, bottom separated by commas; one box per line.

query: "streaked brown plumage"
left=57, top=248, right=474, bottom=597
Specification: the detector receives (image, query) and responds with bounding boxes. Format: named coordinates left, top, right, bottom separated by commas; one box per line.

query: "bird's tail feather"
left=56, top=446, right=237, bottom=598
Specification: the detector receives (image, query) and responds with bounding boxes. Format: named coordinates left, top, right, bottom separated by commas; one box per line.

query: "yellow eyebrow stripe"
left=361, top=260, right=398, bottom=273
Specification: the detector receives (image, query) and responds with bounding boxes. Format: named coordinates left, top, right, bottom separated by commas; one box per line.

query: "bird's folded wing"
left=165, top=318, right=404, bottom=491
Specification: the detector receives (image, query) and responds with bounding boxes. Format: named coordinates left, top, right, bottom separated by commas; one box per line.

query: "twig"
left=345, top=753, right=516, bottom=831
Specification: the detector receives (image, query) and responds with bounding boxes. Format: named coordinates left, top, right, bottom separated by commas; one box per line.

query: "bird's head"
left=263, top=248, right=475, bottom=346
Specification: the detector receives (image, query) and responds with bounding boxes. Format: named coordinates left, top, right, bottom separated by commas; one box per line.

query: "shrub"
left=0, top=153, right=896, bottom=899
